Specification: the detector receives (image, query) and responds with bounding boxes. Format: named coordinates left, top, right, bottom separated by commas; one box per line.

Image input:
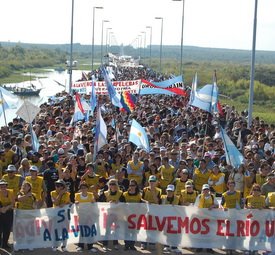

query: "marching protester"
left=220, top=180, right=242, bottom=210
left=141, top=175, right=162, bottom=250
left=180, top=181, right=198, bottom=206
left=75, top=181, right=97, bottom=252
left=43, top=160, right=59, bottom=207
left=122, top=179, right=142, bottom=251
left=50, top=179, right=71, bottom=252
left=161, top=184, right=181, bottom=254
left=2, top=164, right=24, bottom=196
left=0, top=179, right=14, bottom=250
left=25, top=165, right=46, bottom=208
left=194, top=184, right=219, bottom=210
left=16, top=181, right=37, bottom=210
left=98, top=178, right=125, bottom=251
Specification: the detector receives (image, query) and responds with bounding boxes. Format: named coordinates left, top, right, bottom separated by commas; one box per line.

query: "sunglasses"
left=109, top=183, right=117, bottom=186
left=129, top=184, right=136, bottom=187
left=55, top=184, right=64, bottom=188
left=253, top=189, right=261, bottom=192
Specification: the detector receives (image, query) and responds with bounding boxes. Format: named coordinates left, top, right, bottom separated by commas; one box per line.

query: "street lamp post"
left=138, top=34, right=142, bottom=61
left=92, top=6, right=103, bottom=71
left=101, top=20, right=109, bottom=64
left=108, top=32, right=114, bottom=52
left=248, top=0, right=258, bottom=127
left=173, top=0, right=185, bottom=76
left=146, top=26, right=152, bottom=66
left=141, top=31, right=146, bottom=62
left=155, top=17, right=163, bottom=74
left=68, top=0, right=74, bottom=95
left=105, top=27, right=112, bottom=55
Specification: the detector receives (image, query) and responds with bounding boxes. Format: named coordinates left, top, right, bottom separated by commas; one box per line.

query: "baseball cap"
left=30, top=165, right=39, bottom=172
left=204, top=152, right=211, bottom=158
left=6, top=164, right=16, bottom=172
left=202, top=184, right=210, bottom=190
left=166, top=184, right=175, bottom=192
left=181, top=169, right=189, bottom=175
left=57, top=148, right=64, bottom=155
left=149, top=175, right=157, bottom=182
left=185, top=182, right=193, bottom=188
left=186, top=156, right=193, bottom=161
left=55, top=179, right=66, bottom=186
left=0, top=179, right=8, bottom=185
left=160, top=147, right=167, bottom=152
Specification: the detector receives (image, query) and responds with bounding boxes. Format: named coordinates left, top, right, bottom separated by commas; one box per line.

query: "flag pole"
left=0, top=89, right=8, bottom=127
left=248, top=0, right=258, bottom=127
left=202, top=71, right=216, bottom=156
left=29, top=122, right=36, bottom=152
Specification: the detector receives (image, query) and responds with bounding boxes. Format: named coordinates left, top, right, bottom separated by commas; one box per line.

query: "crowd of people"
left=0, top=63, right=274, bottom=254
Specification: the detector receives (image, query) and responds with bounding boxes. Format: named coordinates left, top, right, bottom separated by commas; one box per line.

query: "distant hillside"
left=1, top=41, right=275, bottom=65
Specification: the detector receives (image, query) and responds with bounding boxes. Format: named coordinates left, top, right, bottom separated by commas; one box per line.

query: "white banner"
left=72, top=80, right=140, bottom=94
left=13, top=203, right=275, bottom=250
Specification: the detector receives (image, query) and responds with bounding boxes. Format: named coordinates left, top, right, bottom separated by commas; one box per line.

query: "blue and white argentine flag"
left=93, top=107, right=107, bottom=161
left=129, top=119, right=150, bottom=152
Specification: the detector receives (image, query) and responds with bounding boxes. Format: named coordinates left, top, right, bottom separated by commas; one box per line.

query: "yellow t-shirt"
left=123, top=191, right=142, bottom=203
left=50, top=190, right=71, bottom=208
left=2, top=174, right=21, bottom=196
left=222, top=191, right=241, bottom=209
left=25, top=176, right=44, bottom=200
left=0, top=189, right=14, bottom=206
left=159, top=165, right=175, bottom=189
left=193, top=168, right=211, bottom=192
left=16, top=192, right=36, bottom=210
left=142, top=187, right=161, bottom=204
left=246, top=195, right=266, bottom=209
left=75, top=192, right=95, bottom=203
left=161, top=195, right=180, bottom=205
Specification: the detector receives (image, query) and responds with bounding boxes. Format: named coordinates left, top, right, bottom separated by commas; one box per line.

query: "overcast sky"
left=0, top=0, right=275, bottom=51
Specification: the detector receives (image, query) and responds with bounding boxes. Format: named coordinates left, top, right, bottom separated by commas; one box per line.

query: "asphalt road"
left=0, top=240, right=264, bottom=255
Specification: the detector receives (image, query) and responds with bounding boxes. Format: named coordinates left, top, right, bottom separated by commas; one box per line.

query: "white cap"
left=30, top=165, right=39, bottom=172
left=6, top=164, right=16, bottom=172
left=166, top=184, right=175, bottom=192
left=57, top=148, right=64, bottom=155
left=202, top=184, right=210, bottom=190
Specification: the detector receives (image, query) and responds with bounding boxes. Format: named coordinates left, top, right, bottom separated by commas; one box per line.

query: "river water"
left=0, top=69, right=89, bottom=126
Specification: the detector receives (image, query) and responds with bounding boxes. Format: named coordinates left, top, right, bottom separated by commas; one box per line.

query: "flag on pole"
left=0, top=87, right=18, bottom=115
left=129, top=119, right=150, bottom=152
left=120, top=91, right=136, bottom=113
left=90, top=79, right=97, bottom=115
left=71, top=93, right=85, bottom=123
left=101, top=67, right=122, bottom=108
left=220, top=128, right=244, bottom=169
left=190, top=83, right=218, bottom=113
left=93, top=107, right=107, bottom=161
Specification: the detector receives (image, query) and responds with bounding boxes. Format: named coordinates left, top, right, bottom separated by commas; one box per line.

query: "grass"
left=221, top=99, right=275, bottom=124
